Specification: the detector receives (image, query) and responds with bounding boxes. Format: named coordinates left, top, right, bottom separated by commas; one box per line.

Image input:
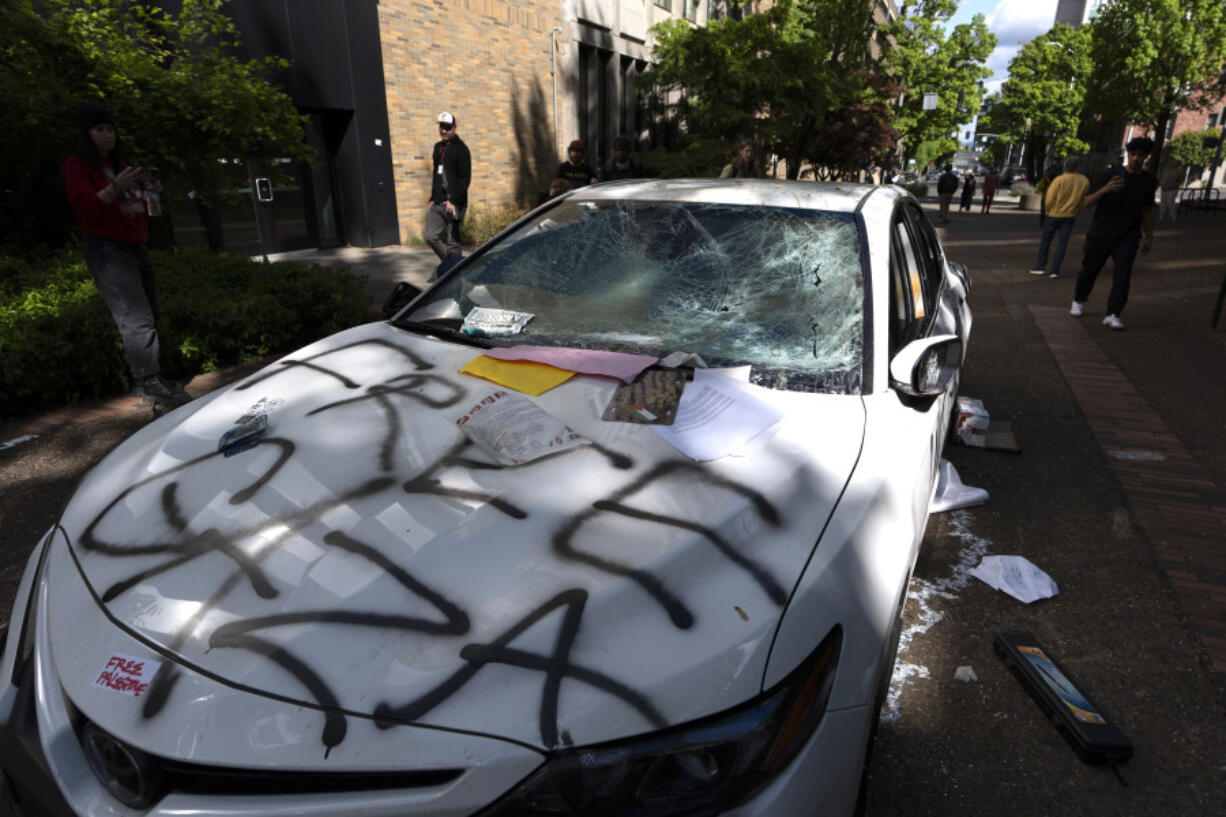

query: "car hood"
left=55, top=322, right=865, bottom=753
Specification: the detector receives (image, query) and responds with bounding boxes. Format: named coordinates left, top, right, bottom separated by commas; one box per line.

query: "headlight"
left=481, top=626, right=842, bottom=816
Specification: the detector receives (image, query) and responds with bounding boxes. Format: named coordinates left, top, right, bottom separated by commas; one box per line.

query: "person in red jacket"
left=61, top=102, right=184, bottom=403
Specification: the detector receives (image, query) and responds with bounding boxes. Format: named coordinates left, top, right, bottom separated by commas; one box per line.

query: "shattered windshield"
left=402, top=199, right=866, bottom=394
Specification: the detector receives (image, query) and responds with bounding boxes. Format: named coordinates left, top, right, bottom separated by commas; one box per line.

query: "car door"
left=888, top=203, right=959, bottom=493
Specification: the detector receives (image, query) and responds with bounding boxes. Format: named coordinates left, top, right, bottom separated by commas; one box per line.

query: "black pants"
left=83, top=234, right=161, bottom=378
left=1074, top=232, right=1140, bottom=317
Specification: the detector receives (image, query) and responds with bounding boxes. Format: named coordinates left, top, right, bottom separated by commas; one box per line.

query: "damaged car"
left=0, top=179, right=971, bottom=816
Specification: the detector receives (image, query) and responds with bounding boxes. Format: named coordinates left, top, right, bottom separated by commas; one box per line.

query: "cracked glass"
left=406, top=199, right=866, bottom=394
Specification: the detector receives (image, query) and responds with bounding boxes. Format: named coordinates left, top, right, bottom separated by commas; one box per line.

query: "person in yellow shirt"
left=1029, top=156, right=1091, bottom=278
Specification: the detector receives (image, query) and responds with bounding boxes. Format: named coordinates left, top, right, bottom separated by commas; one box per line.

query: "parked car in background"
left=1002, top=166, right=1029, bottom=186
left=1, top=180, right=972, bottom=817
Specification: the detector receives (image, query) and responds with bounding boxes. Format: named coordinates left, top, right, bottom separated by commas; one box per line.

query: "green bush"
left=461, top=202, right=531, bottom=247
left=0, top=246, right=370, bottom=420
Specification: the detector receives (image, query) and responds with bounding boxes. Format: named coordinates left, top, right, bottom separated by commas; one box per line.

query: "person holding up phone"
left=61, top=101, right=184, bottom=403
left=1068, top=136, right=1158, bottom=330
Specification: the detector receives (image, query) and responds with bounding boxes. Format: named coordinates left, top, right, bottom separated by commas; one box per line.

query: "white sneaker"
left=1069, top=301, right=1084, bottom=317
left=1029, top=269, right=1046, bottom=275
left=1103, top=314, right=1125, bottom=330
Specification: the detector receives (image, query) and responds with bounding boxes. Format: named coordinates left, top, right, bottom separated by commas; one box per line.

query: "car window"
left=888, top=209, right=930, bottom=350
left=901, top=204, right=944, bottom=320
left=406, top=200, right=867, bottom=394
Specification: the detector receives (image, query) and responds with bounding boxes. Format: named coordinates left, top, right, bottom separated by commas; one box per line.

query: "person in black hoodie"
left=936, top=163, right=959, bottom=224
left=426, top=111, right=471, bottom=260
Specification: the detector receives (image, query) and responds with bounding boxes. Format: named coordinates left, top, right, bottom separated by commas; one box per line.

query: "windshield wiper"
left=394, top=319, right=492, bottom=349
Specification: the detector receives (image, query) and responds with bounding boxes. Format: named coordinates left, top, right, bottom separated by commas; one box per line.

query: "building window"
left=708, top=0, right=720, bottom=20
left=654, top=0, right=670, bottom=9
left=1211, top=114, right=1220, bottom=129
left=1165, top=114, right=1177, bottom=139
left=683, top=0, right=698, bottom=20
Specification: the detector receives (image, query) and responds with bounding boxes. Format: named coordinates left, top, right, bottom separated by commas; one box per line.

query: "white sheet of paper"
left=970, top=555, right=1058, bottom=604
left=653, top=369, right=782, bottom=462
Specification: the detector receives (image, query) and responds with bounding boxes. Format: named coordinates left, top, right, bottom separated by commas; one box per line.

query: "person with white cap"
left=426, top=111, right=471, bottom=260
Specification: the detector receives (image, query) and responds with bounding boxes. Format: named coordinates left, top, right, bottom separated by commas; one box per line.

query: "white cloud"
left=986, top=0, right=1058, bottom=45
left=978, top=0, right=1057, bottom=91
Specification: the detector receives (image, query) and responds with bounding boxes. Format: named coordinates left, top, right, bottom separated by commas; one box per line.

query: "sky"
left=948, top=0, right=1060, bottom=94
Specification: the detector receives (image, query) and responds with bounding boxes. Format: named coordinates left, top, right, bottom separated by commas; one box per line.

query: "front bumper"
left=0, top=533, right=543, bottom=817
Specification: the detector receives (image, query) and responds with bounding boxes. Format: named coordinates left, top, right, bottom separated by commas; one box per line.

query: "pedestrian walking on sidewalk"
left=1158, top=161, right=1184, bottom=223
left=719, top=138, right=763, bottom=179
left=61, top=102, right=184, bottom=404
left=936, top=163, right=959, bottom=224
left=1029, top=156, right=1090, bottom=278
left=426, top=111, right=471, bottom=260
left=1036, top=164, right=1061, bottom=227
left=980, top=167, right=1000, bottom=214
left=959, top=172, right=976, bottom=212
left=1069, top=137, right=1158, bottom=331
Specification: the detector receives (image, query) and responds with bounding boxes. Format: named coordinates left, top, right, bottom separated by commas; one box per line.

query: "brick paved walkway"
left=1031, top=305, right=1226, bottom=675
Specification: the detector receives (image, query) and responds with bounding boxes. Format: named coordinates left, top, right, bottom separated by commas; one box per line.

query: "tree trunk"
left=1150, top=110, right=1171, bottom=174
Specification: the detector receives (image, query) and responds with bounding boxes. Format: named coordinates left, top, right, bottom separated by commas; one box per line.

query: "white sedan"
left=0, top=179, right=970, bottom=816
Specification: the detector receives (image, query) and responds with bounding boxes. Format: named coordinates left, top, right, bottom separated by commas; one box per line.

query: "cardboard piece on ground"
left=459, top=356, right=575, bottom=396
left=983, top=420, right=1022, bottom=452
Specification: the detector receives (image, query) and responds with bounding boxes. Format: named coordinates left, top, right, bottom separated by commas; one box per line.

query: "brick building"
left=197, top=1, right=889, bottom=252
left=377, top=0, right=716, bottom=244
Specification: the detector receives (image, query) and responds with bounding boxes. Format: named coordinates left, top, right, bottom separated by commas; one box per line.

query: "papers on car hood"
left=653, top=369, right=783, bottom=461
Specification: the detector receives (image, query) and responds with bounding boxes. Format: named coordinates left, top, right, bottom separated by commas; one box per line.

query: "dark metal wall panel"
left=340, top=0, right=399, bottom=247
left=223, top=0, right=398, bottom=247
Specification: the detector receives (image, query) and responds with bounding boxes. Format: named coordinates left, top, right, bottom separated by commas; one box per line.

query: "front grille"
left=65, top=698, right=463, bottom=803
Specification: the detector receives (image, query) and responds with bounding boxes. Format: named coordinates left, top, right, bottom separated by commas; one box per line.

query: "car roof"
left=565, top=178, right=899, bottom=214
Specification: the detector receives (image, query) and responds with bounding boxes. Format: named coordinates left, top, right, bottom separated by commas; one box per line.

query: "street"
left=1, top=196, right=1224, bottom=815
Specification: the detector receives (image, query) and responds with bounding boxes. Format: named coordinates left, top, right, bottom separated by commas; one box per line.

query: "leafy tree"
left=992, top=24, right=1092, bottom=178
left=914, top=137, right=958, bottom=170
left=0, top=0, right=309, bottom=249
left=1087, top=0, right=1226, bottom=170
left=805, top=73, right=901, bottom=180
left=880, top=0, right=997, bottom=162
left=645, top=0, right=880, bottom=179
left=1164, top=128, right=1220, bottom=170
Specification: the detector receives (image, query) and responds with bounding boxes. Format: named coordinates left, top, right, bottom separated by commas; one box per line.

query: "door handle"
left=254, top=177, right=273, bottom=203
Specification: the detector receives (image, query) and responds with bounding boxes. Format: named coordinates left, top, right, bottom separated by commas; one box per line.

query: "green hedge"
left=0, top=247, right=371, bottom=421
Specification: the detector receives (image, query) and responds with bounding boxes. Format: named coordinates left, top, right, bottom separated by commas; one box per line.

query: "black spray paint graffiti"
left=554, top=460, right=785, bottom=630
left=374, top=587, right=668, bottom=748
left=309, top=373, right=467, bottom=472
left=73, top=336, right=786, bottom=754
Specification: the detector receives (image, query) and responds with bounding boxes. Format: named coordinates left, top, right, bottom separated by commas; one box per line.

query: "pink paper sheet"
left=481, top=346, right=658, bottom=383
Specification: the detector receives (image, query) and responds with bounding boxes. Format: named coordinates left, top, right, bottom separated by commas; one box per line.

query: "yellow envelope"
left=459, top=355, right=576, bottom=396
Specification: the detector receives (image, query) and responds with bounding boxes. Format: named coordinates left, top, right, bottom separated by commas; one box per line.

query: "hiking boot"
left=140, top=374, right=186, bottom=402
left=1029, top=268, right=1045, bottom=275
left=1102, top=314, right=1125, bottom=331
left=1069, top=301, right=1084, bottom=317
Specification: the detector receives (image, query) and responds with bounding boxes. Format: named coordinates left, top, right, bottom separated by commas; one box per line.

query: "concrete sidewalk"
left=267, top=244, right=441, bottom=309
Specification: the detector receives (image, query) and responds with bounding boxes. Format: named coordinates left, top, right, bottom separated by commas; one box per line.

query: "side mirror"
left=889, top=334, right=962, bottom=397
left=381, top=282, right=421, bottom=319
